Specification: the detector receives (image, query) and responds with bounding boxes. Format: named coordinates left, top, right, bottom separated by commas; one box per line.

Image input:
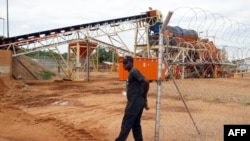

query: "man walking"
left=115, top=56, right=150, bottom=141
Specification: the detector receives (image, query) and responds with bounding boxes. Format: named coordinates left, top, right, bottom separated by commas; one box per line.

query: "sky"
left=0, top=0, right=249, bottom=36
left=0, top=0, right=250, bottom=53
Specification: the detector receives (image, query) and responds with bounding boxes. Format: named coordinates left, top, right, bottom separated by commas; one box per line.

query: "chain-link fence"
left=150, top=75, right=250, bottom=141
left=152, top=33, right=250, bottom=141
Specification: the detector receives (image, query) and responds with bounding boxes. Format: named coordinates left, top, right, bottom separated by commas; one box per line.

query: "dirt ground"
left=0, top=72, right=250, bottom=141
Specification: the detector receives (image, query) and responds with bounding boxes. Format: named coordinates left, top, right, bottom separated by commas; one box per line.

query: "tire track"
left=35, top=117, right=103, bottom=141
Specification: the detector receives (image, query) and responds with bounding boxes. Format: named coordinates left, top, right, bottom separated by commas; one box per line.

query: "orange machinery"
left=67, top=40, right=98, bottom=80
left=69, top=41, right=98, bottom=58
left=119, top=56, right=166, bottom=81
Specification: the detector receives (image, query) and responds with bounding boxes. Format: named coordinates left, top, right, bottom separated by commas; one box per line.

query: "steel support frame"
left=0, top=16, right=157, bottom=56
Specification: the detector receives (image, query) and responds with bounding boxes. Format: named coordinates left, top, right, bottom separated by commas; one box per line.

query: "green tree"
left=94, top=47, right=118, bottom=64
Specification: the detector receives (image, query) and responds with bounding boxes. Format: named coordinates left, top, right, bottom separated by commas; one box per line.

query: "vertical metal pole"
left=67, top=44, right=71, bottom=78
left=76, top=42, right=80, bottom=80
left=155, top=31, right=163, bottom=141
left=146, top=26, right=150, bottom=58
left=182, top=51, right=185, bottom=79
left=86, top=40, right=90, bottom=81
left=97, top=47, right=99, bottom=72
left=155, top=11, right=173, bottom=141
left=6, top=0, right=9, bottom=38
left=111, top=50, right=115, bottom=72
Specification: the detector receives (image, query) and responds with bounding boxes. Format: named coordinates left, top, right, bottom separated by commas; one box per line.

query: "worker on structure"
left=115, top=55, right=150, bottom=141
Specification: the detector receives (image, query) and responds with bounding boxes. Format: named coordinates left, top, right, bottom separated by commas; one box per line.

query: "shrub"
left=38, top=70, right=56, bottom=80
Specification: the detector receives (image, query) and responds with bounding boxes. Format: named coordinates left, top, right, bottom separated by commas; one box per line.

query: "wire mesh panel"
left=152, top=32, right=250, bottom=140
left=152, top=8, right=250, bottom=138
left=151, top=77, right=250, bottom=141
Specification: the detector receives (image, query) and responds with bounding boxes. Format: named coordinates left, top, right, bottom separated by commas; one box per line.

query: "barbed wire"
left=170, top=7, right=250, bottom=48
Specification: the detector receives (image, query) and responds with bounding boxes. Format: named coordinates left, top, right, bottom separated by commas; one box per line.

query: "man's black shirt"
left=126, top=67, right=144, bottom=101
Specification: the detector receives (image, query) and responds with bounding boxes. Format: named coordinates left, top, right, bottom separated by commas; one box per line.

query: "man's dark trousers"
left=115, top=98, right=145, bottom=141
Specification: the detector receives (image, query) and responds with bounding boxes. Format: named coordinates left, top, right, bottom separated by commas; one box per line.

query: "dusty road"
left=0, top=72, right=250, bottom=141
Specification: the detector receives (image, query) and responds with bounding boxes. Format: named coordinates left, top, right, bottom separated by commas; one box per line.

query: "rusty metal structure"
left=0, top=9, right=160, bottom=80
left=146, top=7, right=250, bottom=79
left=0, top=7, right=250, bottom=80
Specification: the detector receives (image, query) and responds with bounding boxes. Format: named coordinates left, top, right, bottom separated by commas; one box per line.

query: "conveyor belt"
left=0, top=13, right=149, bottom=45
